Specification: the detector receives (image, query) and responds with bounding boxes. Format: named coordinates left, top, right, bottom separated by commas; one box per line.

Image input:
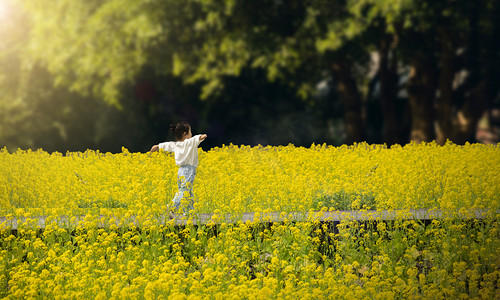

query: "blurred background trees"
left=1, top=0, right=498, bottom=152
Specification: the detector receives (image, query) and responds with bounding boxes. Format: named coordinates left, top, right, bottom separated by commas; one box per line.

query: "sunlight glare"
left=0, top=0, right=10, bottom=22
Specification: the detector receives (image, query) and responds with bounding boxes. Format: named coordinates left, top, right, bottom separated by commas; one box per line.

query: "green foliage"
left=2, top=0, right=499, bottom=151
left=19, top=0, right=163, bottom=106
left=14, top=0, right=497, bottom=104
left=15, top=0, right=318, bottom=102
left=76, top=198, right=128, bottom=209
left=314, top=190, right=377, bottom=211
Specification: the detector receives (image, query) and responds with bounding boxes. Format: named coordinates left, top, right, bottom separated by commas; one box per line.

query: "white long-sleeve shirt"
left=158, top=135, right=204, bottom=167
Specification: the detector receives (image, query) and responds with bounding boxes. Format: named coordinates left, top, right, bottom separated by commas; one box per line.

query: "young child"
left=150, top=121, right=207, bottom=215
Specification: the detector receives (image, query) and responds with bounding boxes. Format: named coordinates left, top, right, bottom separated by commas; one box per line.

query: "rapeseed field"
left=1, top=142, right=499, bottom=298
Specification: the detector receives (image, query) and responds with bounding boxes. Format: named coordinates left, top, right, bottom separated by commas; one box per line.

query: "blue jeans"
left=172, top=165, right=196, bottom=213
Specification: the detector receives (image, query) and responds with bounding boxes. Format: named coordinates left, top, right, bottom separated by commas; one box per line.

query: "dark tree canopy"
left=1, top=0, right=498, bottom=151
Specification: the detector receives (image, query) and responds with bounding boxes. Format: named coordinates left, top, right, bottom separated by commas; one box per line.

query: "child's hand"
left=150, top=145, right=159, bottom=152
left=200, top=134, right=207, bottom=141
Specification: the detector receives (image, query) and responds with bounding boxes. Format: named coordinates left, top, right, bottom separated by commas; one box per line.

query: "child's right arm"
left=150, top=145, right=159, bottom=152
left=157, top=142, right=175, bottom=152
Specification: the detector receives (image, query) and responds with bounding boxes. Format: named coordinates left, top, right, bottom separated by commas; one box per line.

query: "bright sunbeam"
left=0, top=0, right=11, bottom=22
left=0, top=1, right=8, bottom=22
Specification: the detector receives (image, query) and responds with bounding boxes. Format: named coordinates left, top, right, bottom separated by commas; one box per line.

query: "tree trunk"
left=331, top=60, right=365, bottom=144
left=435, top=26, right=456, bottom=145
left=454, top=79, right=489, bottom=144
left=443, top=1, right=496, bottom=145
left=407, top=52, right=437, bottom=143
left=378, top=34, right=401, bottom=145
left=454, top=0, right=500, bottom=144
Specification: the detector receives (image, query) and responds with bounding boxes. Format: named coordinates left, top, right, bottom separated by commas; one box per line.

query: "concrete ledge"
left=0, top=209, right=497, bottom=230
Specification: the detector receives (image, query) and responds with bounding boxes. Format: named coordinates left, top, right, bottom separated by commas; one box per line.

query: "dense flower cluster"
left=0, top=142, right=499, bottom=298
left=1, top=215, right=499, bottom=298
left=1, top=142, right=499, bottom=216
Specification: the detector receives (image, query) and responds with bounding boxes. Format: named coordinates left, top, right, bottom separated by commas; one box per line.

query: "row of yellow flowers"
left=1, top=141, right=499, bottom=217
left=1, top=214, right=498, bottom=298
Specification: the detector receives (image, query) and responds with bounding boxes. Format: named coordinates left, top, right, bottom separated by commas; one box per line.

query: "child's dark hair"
left=170, top=121, right=190, bottom=141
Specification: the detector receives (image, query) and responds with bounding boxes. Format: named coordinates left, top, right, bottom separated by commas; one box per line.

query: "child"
left=150, top=121, right=207, bottom=215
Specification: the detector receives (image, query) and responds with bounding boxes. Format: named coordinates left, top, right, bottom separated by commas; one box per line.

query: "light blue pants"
left=172, top=165, right=196, bottom=213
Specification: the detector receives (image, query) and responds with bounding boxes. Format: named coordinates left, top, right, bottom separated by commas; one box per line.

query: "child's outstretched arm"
left=150, top=145, right=159, bottom=152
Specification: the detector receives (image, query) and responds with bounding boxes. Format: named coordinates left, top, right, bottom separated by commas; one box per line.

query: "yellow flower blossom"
left=0, top=143, right=499, bottom=298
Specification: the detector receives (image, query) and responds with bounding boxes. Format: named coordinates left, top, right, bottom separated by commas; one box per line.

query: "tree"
left=0, top=0, right=159, bottom=152
left=315, top=0, right=500, bottom=144
left=11, top=0, right=500, bottom=147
